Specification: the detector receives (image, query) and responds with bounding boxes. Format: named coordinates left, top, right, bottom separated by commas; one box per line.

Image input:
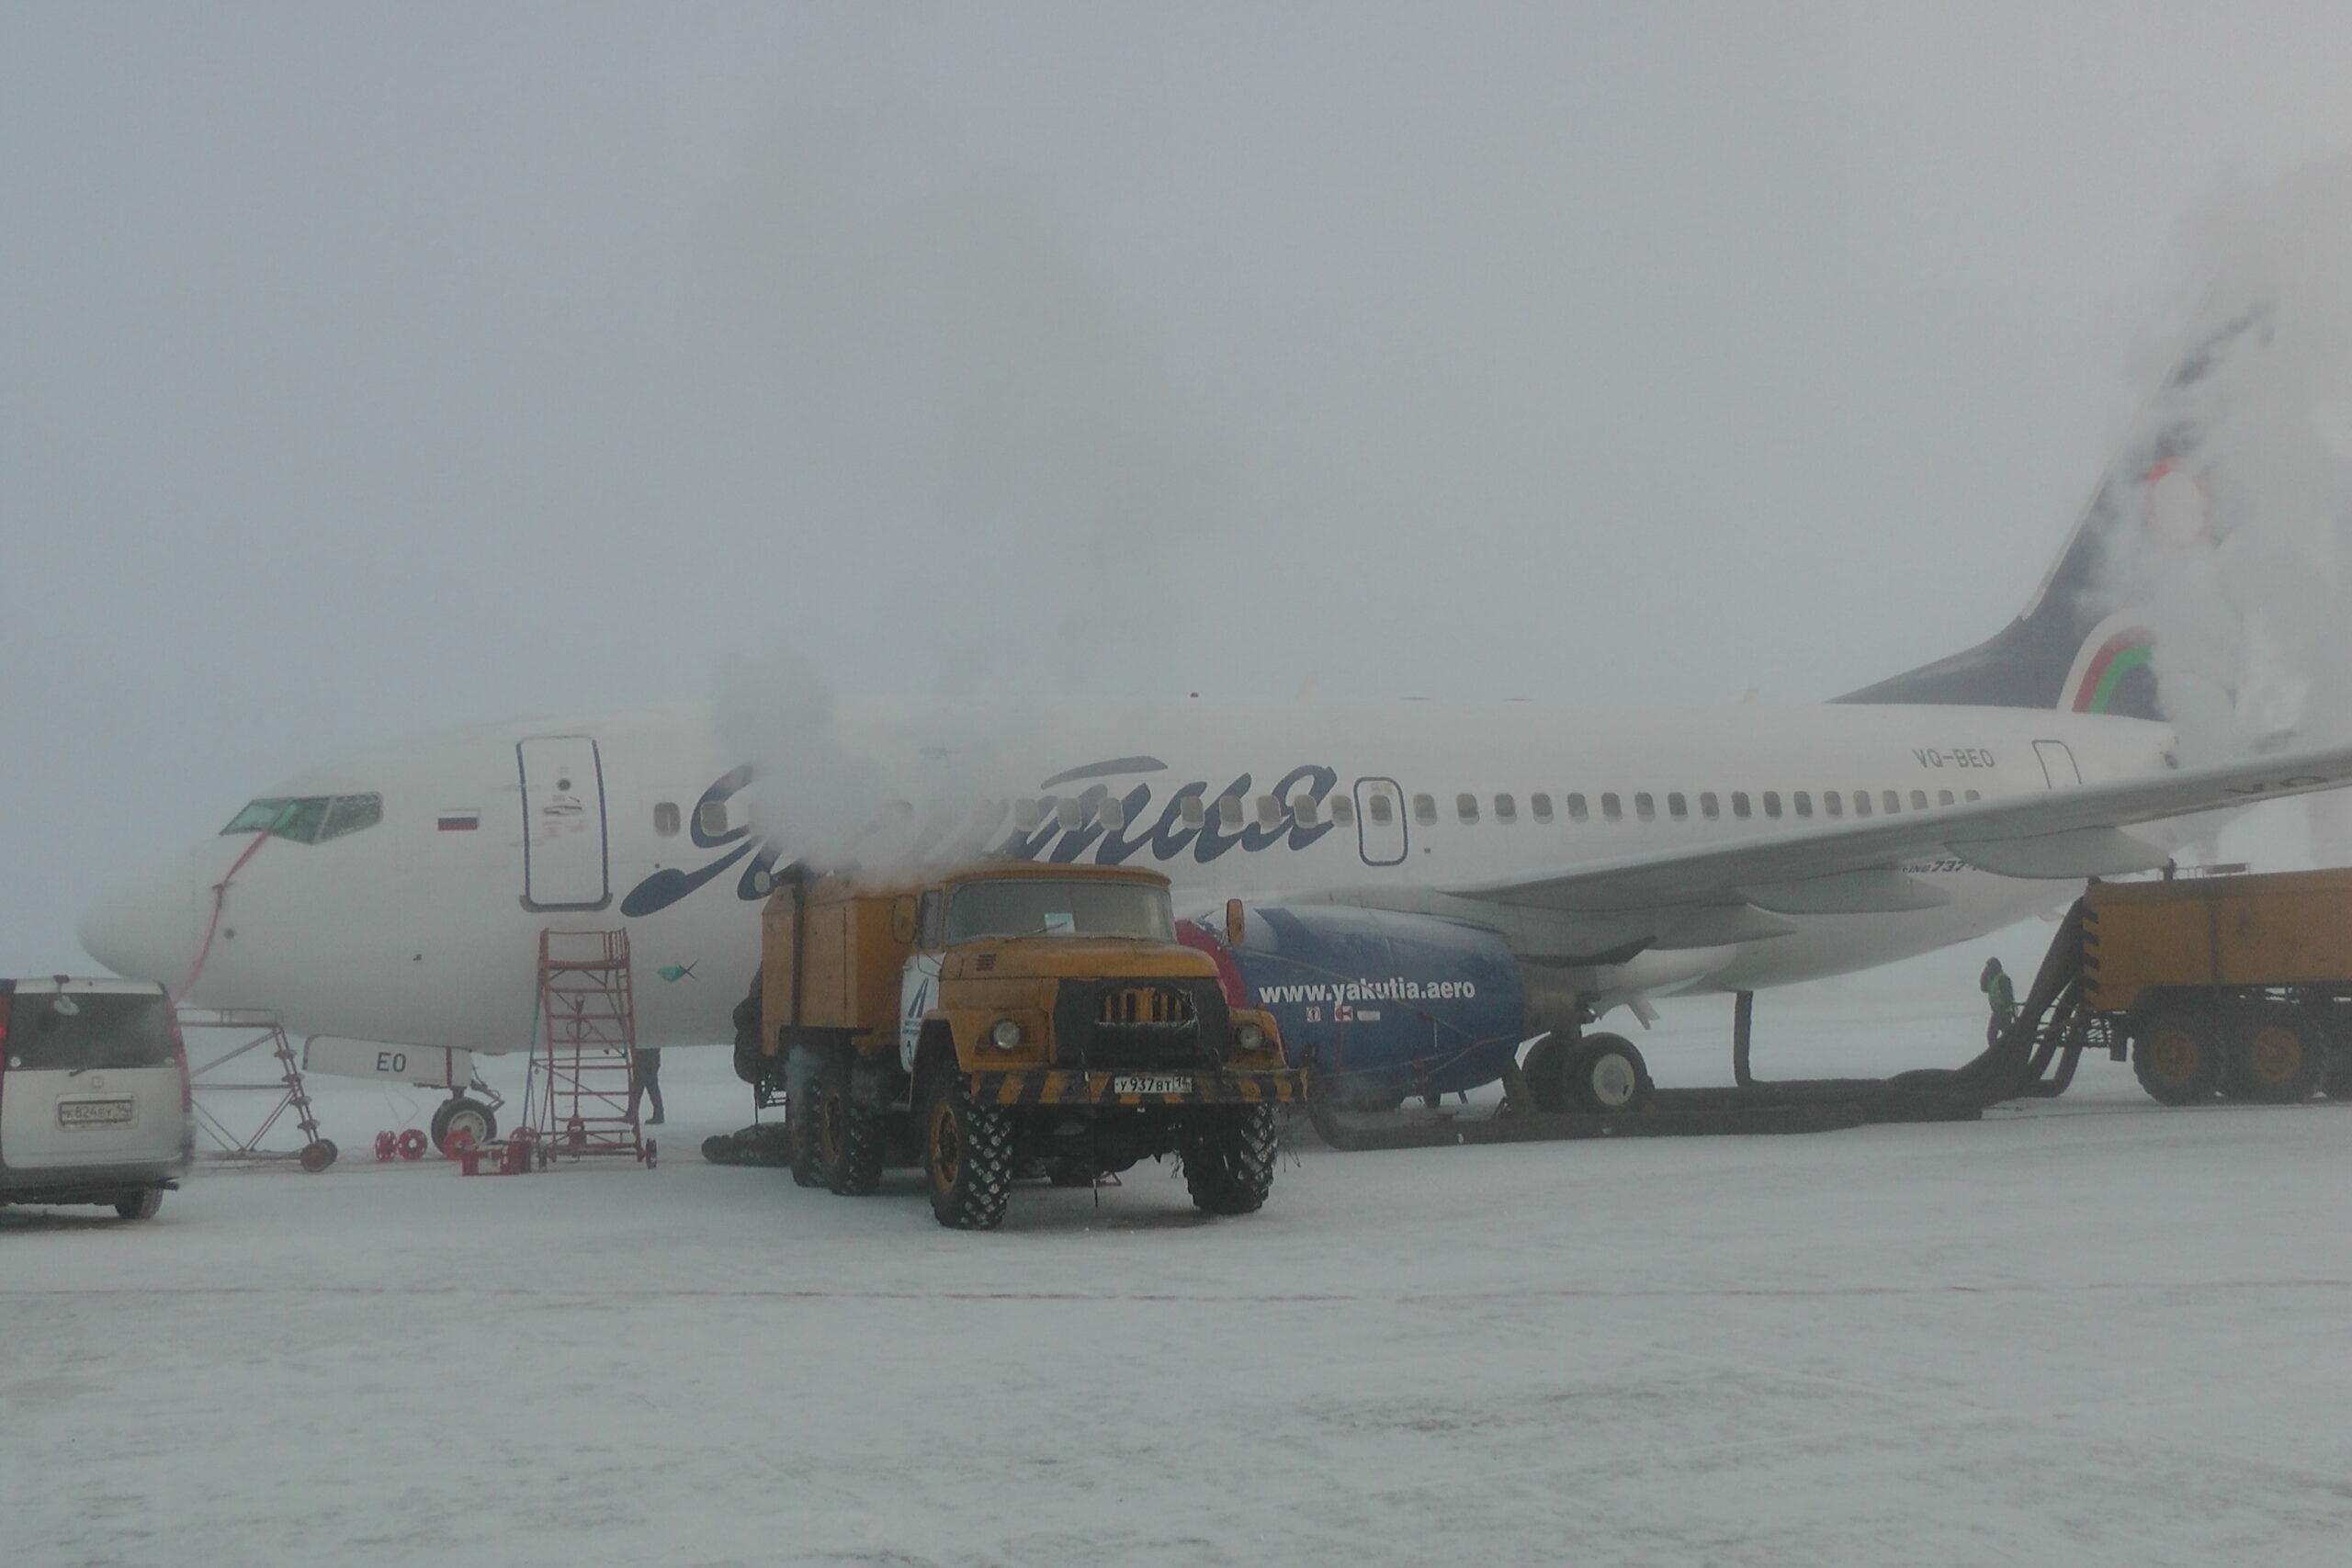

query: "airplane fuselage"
left=80, top=700, right=2177, bottom=1053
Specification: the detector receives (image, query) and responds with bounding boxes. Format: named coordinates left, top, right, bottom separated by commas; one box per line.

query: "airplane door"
left=1354, top=777, right=1408, bottom=866
left=517, top=735, right=610, bottom=910
left=2033, top=739, right=2083, bottom=788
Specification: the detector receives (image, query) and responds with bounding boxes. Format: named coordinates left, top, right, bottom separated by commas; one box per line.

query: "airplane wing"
left=1326, top=743, right=2352, bottom=961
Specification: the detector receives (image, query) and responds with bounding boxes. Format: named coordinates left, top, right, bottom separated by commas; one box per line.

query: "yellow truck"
left=2085, top=867, right=2352, bottom=1105
left=746, top=861, right=1301, bottom=1228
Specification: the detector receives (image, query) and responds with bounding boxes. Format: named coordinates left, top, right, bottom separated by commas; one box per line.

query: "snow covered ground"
left=7, top=951, right=2351, bottom=1567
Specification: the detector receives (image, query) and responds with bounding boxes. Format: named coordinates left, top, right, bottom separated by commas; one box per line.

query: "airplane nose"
left=78, top=865, right=204, bottom=991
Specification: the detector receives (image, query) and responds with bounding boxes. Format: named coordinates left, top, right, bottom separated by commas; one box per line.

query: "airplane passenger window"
left=1794, top=792, right=1813, bottom=818
left=1413, top=795, right=1438, bottom=826
left=1762, top=792, right=1782, bottom=818
left=1823, top=791, right=1843, bottom=818
left=1852, top=791, right=1870, bottom=817
left=653, top=802, right=681, bottom=837
left=1701, top=792, right=1721, bottom=819
left=1668, top=792, right=1688, bottom=820
left=1217, top=795, right=1244, bottom=828
left=320, top=794, right=382, bottom=841
left=1056, top=798, right=1085, bottom=830
left=1910, top=790, right=1928, bottom=810
left=1938, top=790, right=1955, bottom=807
left=1494, top=794, right=1517, bottom=823
left=1292, top=795, right=1319, bottom=829
left=1732, top=792, right=1751, bottom=818
left=1566, top=793, right=1589, bottom=822
left=1015, top=799, right=1044, bottom=831
left=1964, top=789, right=1981, bottom=802
left=1180, top=795, right=1206, bottom=829
left=1884, top=791, right=1903, bottom=815
left=1257, top=795, right=1282, bottom=828
left=1100, top=796, right=1125, bottom=830
left=1531, top=793, right=1554, bottom=823
left=1329, top=795, right=1355, bottom=827
left=1367, top=794, right=1393, bottom=826
left=1601, top=793, right=1622, bottom=821
left=698, top=801, right=729, bottom=837
left=1456, top=793, right=1479, bottom=824
left=1634, top=793, right=1656, bottom=820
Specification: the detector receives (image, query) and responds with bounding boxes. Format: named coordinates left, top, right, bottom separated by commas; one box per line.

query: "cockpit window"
left=220, top=793, right=382, bottom=845
left=322, top=794, right=382, bottom=840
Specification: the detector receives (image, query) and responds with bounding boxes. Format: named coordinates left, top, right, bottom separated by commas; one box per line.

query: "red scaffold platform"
left=529, top=929, right=654, bottom=1168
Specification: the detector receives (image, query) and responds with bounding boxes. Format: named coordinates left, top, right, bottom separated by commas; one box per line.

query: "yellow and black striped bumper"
left=969, top=1068, right=1305, bottom=1108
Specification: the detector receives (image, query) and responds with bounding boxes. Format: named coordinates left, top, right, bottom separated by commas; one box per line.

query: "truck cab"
left=750, top=862, right=1300, bottom=1228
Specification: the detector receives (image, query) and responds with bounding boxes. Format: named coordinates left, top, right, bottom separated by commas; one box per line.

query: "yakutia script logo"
left=618, top=757, right=1341, bottom=919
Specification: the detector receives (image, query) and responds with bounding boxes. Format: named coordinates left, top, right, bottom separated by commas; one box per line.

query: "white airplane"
left=76, top=310, right=2352, bottom=1129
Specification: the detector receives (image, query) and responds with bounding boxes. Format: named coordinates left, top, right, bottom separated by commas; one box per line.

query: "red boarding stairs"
left=528, top=929, right=655, bottom=1168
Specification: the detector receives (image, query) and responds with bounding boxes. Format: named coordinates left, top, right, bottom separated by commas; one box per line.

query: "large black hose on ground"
left=1886, top=899, right=2087, bottom=1105
left=1301, top=900, right=2090, bottom=1151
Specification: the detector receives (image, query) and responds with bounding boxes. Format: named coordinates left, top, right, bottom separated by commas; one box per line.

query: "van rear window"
left=4, top=993, right=175, bottom=1071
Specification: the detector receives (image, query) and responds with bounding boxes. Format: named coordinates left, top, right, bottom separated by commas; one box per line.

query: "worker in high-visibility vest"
left=1980, top=957, right=2018, bottom=1048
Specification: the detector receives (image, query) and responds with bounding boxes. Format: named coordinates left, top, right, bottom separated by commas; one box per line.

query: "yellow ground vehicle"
left=2085, top=868, right=2352, bottom=1105
left=742, top=862, right=1301, bottom=1228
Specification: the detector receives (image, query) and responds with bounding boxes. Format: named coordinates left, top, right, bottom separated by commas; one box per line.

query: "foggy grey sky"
left=6, top=3, right=2352, bottom=970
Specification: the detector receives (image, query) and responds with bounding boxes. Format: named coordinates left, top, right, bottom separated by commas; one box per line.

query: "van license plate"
left=1111, top=1074, right=1193, bottom=1096
left=59, top=1099, right=134, bottom=1127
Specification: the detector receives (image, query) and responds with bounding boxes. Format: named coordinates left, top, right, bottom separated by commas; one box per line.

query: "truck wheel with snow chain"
left=1180, top=1104, right=1280, bottom=1216
left=925, top=1074, right=1014, bottom=1230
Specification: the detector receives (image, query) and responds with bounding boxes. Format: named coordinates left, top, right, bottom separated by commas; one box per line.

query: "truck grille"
left=1098, top=987, right=1195, bottom=1027
left=1055, top=977, right=1228, bottom=1069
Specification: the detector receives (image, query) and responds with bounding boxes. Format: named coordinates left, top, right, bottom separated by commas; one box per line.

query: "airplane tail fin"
left=1837, top=307, right=2274, bottom=720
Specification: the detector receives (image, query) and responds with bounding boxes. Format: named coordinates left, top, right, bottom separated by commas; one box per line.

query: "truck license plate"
left=1111, top=1074, right=1193, bottom=1096
left=59, top=1098, right=134, bottom=1127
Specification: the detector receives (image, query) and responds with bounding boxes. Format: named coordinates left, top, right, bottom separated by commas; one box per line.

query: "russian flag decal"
left=437, top=809, right=481, bottom=832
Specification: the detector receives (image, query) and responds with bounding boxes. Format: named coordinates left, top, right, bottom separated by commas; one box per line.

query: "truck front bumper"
left=969, top=1068, right=1305, bottom=1108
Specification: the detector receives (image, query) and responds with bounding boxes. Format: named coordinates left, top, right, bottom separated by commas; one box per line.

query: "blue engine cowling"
left=1181, top=904, right=1530, bottom=1108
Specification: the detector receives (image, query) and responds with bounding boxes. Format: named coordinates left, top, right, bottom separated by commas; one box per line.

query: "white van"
left=1, top=977, right=193, bottom=1219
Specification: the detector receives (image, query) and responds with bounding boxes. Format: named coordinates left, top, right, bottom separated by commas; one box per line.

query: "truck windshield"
left=944, top=880, right=1174, bottom=942
left=4, top=991, right=175, bottom=1071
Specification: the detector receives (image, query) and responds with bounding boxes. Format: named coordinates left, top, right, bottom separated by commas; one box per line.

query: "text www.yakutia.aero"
left=1254, top=977, right=1479, bottom=1005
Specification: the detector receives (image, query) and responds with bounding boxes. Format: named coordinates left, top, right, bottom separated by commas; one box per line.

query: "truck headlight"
left=989, top=1018, right=1023, bottom=1049
left=1235, top=1021, right=1266, bottom=1052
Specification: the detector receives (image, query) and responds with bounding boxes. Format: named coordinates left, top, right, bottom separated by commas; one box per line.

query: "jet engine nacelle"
left=1181, top=903, right=1555, bottom=1109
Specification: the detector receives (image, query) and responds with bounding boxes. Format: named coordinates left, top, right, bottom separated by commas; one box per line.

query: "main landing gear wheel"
left=924, top=1073, right=1013, bottom=1231
left=1181, top=1105, right=1281, bottom=1216
left=1563, top=1033, right=1653, bottom=1113
left=2132, top=1005, right=2223, bottom=1105
left=2222, top=1007, right=2331, bottom=1103
left=430, top=1097, right=498, bottom=1157
left=299, top=1139, right=338, bottom=1173
left=1521, top=1034, right=1571, bottom=1112
left=116, top=1186, right=164, bottom=1221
